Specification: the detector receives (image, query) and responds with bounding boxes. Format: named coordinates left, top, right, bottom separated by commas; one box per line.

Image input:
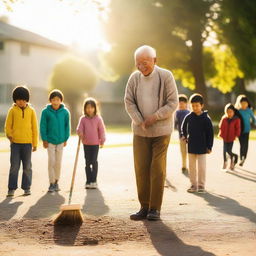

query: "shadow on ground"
left=0, top=198, right=23, bottom=221
left=23, top=192, right=65, bottom=219
left=196, top=192, right=256, bottom=224
left=54, top=224, right=82, bottom=246
left=82, top=188, right=109, bottom=216
left=144, top=220, right=216, bottom=256
left=226, top=168, right=256, bottom=183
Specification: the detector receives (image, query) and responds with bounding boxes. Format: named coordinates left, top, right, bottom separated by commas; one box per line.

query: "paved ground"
left=0, top=131, right=255, bottom=255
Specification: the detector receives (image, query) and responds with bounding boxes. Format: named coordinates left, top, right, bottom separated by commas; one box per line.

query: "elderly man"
left=124, top=45, right=178, bottom=220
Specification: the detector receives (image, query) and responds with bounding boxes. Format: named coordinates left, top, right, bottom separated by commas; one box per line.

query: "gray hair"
left=134, top=45, right=156, bottom=59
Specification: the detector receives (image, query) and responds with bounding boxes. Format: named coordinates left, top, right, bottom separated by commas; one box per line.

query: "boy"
left=5, top=86, right=38, bottom=197
left=174, top=94, right=190, bottom=173
left=181, top=93, right=213, bottom=193
left=40, top=89, right=70, bottom=193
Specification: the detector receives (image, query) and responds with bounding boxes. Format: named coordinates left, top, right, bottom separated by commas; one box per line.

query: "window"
left=20, top=43, right=30, bottom=56
left=0, top=84, right=14, bottom=104
left=0, top=41, right=4, bottom=51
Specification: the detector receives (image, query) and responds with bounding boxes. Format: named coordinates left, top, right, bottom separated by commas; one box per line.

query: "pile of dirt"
left=0, top=216, right=149, bottom=246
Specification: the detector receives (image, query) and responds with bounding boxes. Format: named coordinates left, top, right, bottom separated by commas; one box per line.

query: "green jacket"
left=40, top=104, right=70, bottom=145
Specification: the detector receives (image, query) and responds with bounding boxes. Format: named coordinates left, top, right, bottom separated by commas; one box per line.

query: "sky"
left=0, top=0, right=110, bottom=52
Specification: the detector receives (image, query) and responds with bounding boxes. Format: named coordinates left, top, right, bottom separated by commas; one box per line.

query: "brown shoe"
left=130, top=208, right=148, bottom=220
left=187, top=185, right=197, bottom=193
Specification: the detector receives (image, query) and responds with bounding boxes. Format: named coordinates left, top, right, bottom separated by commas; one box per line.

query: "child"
left=5, top=86, right=38, bottom=197
left=219, top=103, right=241, bottom=170
left=174, top=94, right=190, bottom=173
left=40, top=89, right=70, bottom=193
left=181, top=93, right=214, bottom=193
left=235, top=95, right=256, bottom=166
left=77, top=98, right=106, bottom=189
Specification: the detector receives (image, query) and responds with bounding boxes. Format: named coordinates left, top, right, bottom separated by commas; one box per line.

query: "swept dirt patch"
left=0, top=216, right=148, bottom=246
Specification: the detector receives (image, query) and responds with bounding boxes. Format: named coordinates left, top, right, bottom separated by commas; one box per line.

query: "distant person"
left=5, top=86, right=38, bottom=197
left=174, top=94, right=190, bottom=173
left=235, top=95, right=256, bottom=166
left=219, top=103, right=241, bottom=170
left=181, top=93, right=213, bottom=194
left=77, top=97, right=106, bottom=189
left=124, top=45, right=178, bottom=221
left=40, top=89, right=70, bottom=193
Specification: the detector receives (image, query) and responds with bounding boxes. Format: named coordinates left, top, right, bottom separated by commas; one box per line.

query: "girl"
left=77, top=98, right=106, bottom=189
left=235, top=95, right=256, bottom=166
left=219, top=104, right=241, bottom=170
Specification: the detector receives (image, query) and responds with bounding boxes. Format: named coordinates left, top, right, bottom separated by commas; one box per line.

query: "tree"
left=104, top=0, right=222, bottom=104
left=49, top=55, right=98, bottom=131
left=217, top=0, right=256, bottom=93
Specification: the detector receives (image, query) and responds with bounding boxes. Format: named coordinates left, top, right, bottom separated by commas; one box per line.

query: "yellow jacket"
left=5, top=104, right=39, bottom=147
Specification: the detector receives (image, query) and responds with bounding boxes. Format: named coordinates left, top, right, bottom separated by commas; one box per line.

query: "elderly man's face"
left=135, top=54, right=156, bottom=76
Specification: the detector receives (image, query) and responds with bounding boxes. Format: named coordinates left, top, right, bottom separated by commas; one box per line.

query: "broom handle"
left=68, top=137, right=81, bottom=205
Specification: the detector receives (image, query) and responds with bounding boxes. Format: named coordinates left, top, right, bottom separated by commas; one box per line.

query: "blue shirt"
left=175, top=109, right=190, bottom=137
left=239, top=108, right=256, bottom=133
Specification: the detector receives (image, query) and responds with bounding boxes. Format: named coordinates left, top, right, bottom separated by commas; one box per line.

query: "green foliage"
left=103, top=0, right=188, bottom=78
left=218, top=0, right=256, bottom=79
left=50, top=55, right=98, bottom=96
left=209, top=45, right=243, bottom=93
left=49, top=55, right=98, bottom=131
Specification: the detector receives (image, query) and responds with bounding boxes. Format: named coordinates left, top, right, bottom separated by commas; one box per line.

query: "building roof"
left=0, top=21, right=67, bottom=50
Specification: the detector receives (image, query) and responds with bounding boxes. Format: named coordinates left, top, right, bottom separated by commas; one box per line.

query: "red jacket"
left=219, top=116, right=241, bottom=143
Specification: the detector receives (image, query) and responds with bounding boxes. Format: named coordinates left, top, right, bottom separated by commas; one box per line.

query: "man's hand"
left=181, top=136, right=187, bottom=142
left=32, top=147, right=37, bottom=152
left=43, top=141, right=48, bottom=148
left=144, top=114, right=158, bottom=128
left=7, top=136, right=13, bottom=142
left=64, top=141, right=67, bottom=147
left=140, top=122, right=146, bottom=131
left=207, top=149, right=211, bottom=154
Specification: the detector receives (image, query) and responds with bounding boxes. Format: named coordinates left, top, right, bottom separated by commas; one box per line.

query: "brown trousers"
left=133, top=135, right=170, bottom=211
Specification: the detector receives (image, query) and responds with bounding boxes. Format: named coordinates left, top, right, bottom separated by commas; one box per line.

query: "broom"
left=53, top=137, right=84, bottom=225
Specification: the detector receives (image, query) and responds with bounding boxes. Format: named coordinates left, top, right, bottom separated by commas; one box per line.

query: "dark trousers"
left=8, top=143, right=32, bottom=190
left=239, top=133, right=249, bottom=160
left=223, top=142, right=237, bottom=162
left=83, top=145, right=99, bottom=184
left=133, top=135, right=170, bottom=211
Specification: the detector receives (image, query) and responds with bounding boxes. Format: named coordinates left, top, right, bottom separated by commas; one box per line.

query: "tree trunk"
left=189, top=28, right=208, bottom=108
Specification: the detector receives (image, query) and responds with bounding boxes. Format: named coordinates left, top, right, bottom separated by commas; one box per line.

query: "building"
left=0, top=21, right=68, bottom=131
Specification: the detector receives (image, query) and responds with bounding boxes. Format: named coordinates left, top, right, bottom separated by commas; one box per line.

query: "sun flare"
left=0, top=0, right=110, bottom=52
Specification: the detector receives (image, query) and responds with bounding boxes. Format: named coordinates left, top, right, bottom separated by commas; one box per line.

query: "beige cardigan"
left=124, top=65, right=178, bottom=137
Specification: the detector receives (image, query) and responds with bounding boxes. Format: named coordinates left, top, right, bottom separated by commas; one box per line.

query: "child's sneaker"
left=48, top=184, right=55, bottom=193
left=222, top=161, right=227, bottom=170
left=239, top=157, right=245, bottom=166
left=54, top=183, right=60, bottom=192
left=182, top=167, right=188, bottom=173
left=230, top=160, right=235, bottom=170
left=90, top=182, right=98, bottom=189
left=198, top=186, right=206, bottom=193
left=7, top=190, right=15, bottom=197
left=85, top=183, right=91, bottom=189
left=187, top=185, right=197, bottom=193
left=24, top=189, right=31, bottom=196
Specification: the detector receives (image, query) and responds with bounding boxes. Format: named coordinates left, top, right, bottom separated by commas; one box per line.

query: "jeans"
left=223, top=142, right=237, bottom=162
left=239, top=133, right=249, bottom=160
left=83, top=145, right=99, bottom=184
left=8, top=143, right=32, bottom=190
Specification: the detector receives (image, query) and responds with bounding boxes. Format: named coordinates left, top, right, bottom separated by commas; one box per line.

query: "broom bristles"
left=53, top=209, right=84, bottom=226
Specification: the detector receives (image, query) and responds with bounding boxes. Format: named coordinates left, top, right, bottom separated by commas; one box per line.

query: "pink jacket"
left=76, top=115, right=106, bottom=145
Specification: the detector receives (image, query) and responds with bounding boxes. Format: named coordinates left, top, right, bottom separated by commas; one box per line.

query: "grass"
left=105, top=124, right=132, bottom=133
